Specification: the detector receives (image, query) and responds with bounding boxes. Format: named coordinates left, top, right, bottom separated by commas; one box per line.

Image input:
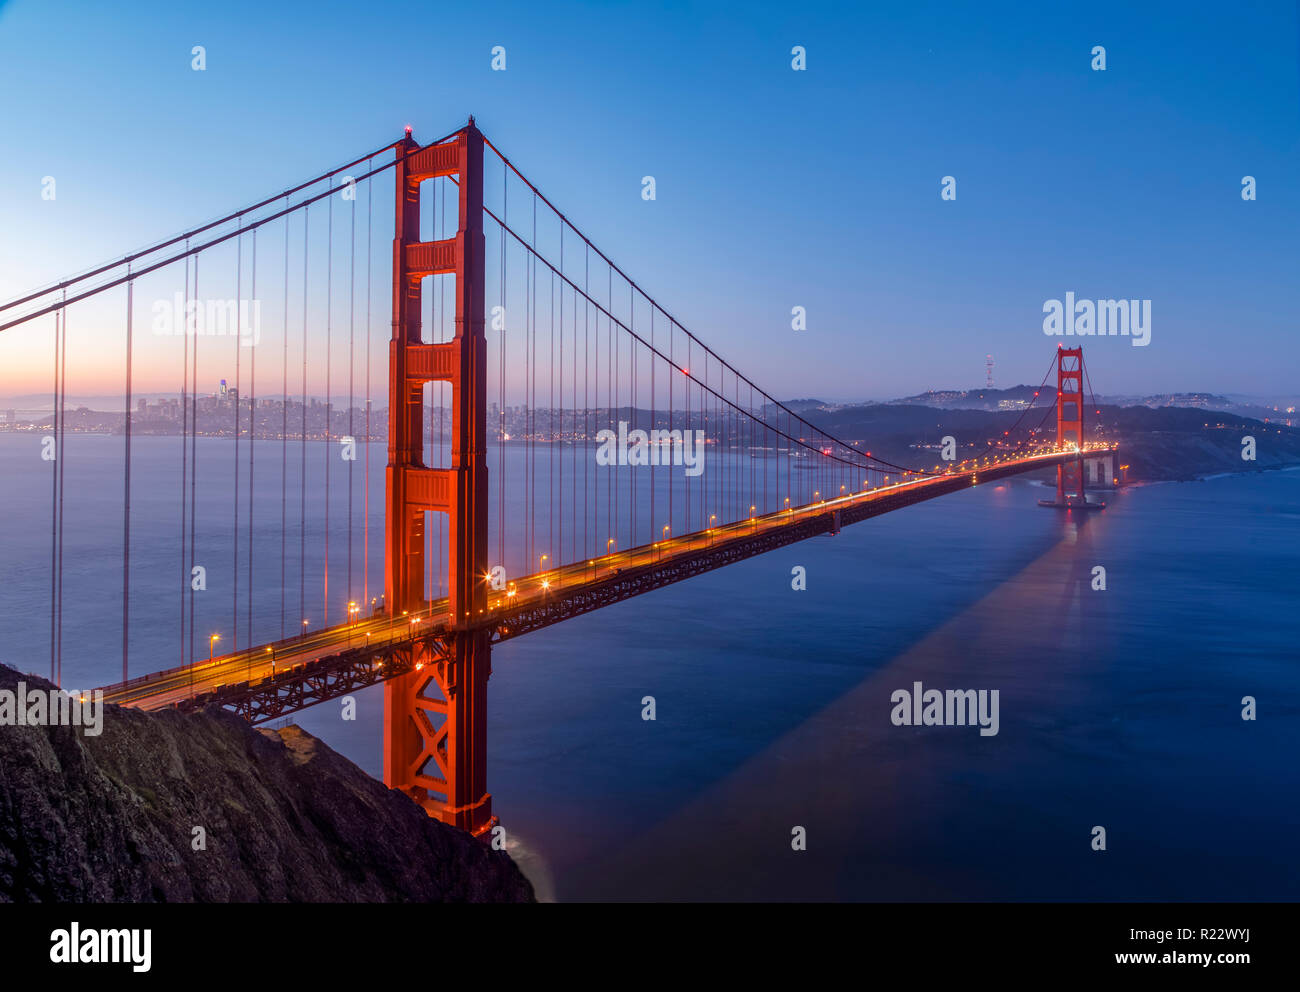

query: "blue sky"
left=0, top=0, right=1296, bottom=399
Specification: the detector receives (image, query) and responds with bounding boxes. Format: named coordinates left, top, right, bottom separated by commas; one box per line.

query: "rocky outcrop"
left=0, top=665, right=533, bottom=902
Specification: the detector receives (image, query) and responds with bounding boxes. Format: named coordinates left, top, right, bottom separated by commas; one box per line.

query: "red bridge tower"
left=383, top=120, right=495, bottom=836
left=1055, top=346, right=1086, bottom=504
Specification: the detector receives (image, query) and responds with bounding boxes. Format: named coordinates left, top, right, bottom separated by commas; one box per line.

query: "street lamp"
left=199, top=632, right=219, bottom=693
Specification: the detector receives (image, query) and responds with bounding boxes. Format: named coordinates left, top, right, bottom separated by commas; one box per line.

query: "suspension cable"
left=0, top=139, right=408, bottom=318
left=479, top=136, right=925, bottom=477
left=122, top=269, right=133, bottom=681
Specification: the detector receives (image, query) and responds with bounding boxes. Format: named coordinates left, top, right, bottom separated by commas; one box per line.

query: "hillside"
left=0, top=665, right=534, bottom=903
left=800, top=403, right=1300, bottom=482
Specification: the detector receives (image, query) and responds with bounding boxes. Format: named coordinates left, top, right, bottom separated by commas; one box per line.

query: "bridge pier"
left=1085, top=451, right=1118, bottom=489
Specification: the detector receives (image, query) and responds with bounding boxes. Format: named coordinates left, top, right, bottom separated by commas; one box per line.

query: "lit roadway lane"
left=100, top=607, right=449, bottom=710
left=100, top=445, right=1108, bottom=712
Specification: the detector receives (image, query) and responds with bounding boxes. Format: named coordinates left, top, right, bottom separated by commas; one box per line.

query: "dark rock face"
left=0, top=666, right=533, bottom=903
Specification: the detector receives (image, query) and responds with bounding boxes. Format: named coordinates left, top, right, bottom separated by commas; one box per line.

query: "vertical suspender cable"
left=499, top=164, right=506, bottom=573
left=180, top=248, right=190, bottom=665
left=522, top=208, right=528, bottom=569
left=248, top=231, right=257, bottom=646
left=348, top=183, right=356, bottom=610
left=281, top=201, right=289, bottom=639
left=301, top=208, right=309, bottom=632
left=57, top=292, right=67, bottom=686
left=122, top=271, right=134, bottom=681
left=549, top=267, right=554, bottom=566
left=49, top=308, right=59, bottom=683
left=628, top=282, right=633, bottom=545
left=569, top=235, right=576, bottom=564
left=365, top=163, right=373, bottom=611
left=583, top=244, right=588, bottom=563
left=557, top=228, right=563, bottom=568
left=189, top=262, right=199, bottom=666
left=609, top=264, right=613, bottom=548
left=233, top=232, right=242, bottom=651
left=324, top=185, right=333, bottom=625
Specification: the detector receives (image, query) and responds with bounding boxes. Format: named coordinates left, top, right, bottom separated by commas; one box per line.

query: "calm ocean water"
left=1, top=433, right=1296, bottom=900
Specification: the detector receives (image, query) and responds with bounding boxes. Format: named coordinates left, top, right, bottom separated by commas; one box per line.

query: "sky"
left=0, top=0, right=1297, bottom=401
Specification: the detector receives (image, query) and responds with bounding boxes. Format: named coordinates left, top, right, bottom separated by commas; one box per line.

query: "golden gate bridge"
left=0, top=118, right=1113, bottom=837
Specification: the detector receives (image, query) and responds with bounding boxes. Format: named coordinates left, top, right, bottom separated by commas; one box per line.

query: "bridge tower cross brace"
left=383, top=119, right=495, bottom=836
left=1055, top=346, right=1086, bottom=504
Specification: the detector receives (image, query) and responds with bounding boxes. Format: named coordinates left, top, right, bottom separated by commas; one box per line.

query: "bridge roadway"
left=98, top=445, right=1113, bottom=722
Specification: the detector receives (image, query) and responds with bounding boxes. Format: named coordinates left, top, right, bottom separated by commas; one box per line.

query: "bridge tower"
left=1055, top=346, right=1085, bottom=504
left=383, top=119, right=495, bottom=836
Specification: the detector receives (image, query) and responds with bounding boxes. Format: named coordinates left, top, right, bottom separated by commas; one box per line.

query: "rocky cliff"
left=0, top=665, right=533, bottom=902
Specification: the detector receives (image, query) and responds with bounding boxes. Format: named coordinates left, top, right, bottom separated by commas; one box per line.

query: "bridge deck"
left=98, top=447, right=1112, bottom=721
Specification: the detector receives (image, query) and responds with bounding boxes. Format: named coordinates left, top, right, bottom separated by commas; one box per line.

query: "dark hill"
left=0, top=665, right=533, bottom=903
